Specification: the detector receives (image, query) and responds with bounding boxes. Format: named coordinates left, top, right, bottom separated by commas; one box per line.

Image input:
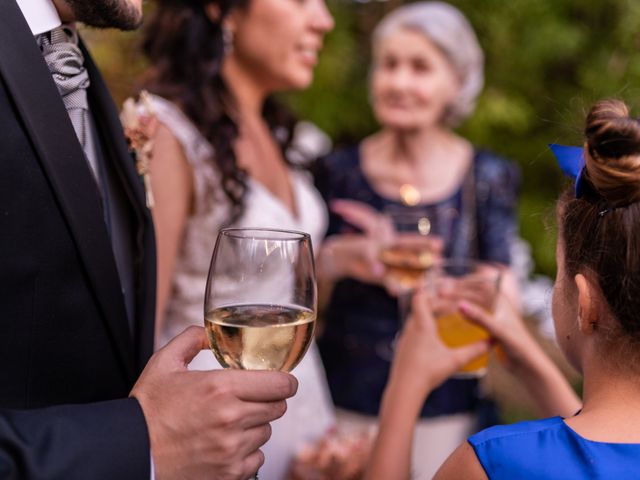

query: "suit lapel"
left=0, top=0, right=136, bottom=382
left=81, top=45, right=156, bottom=369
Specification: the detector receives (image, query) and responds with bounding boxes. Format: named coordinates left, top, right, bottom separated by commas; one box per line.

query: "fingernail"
left=286, top=373, right=299, bottom=396
left=458, top=301, right=469, bottom=313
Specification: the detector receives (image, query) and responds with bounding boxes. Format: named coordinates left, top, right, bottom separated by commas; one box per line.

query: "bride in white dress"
left=139, top=1, right=335, bottom=479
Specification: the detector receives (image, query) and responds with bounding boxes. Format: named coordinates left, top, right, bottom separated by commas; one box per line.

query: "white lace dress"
left=150, top=95, right=335, bottom=480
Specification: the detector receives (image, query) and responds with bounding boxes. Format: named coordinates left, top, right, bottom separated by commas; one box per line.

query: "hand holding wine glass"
left=130, top=326, right=297, bottom=480
left=320, top=200, right=443, bottom=291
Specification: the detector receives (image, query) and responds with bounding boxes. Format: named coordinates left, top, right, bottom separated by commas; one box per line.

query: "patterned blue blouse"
left=313, top=144, right=520, bottom=418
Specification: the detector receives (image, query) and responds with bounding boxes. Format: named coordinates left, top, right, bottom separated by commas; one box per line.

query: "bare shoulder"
left=150, top=122, right=194, bottom=213
left=433, top=441, right=488, bottom=480
left=152, top=123, right=189, bottom=165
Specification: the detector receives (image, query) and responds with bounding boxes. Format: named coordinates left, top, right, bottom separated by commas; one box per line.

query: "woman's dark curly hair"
left=141, top=0, right=297, bottom=224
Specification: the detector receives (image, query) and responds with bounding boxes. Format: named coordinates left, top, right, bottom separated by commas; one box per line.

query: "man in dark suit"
left=0, top=0, right=297, bottom=478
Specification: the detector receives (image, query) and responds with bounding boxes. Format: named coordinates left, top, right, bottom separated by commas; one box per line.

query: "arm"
left=364, top=292, right=489, bottom=480
left=433, top=441, right=488, bottom=480
left=316, top=201, right=387, bottom=314
left=460, top=300, right=581, bottom=418
left=312, top=156, right=387, bottom=298
left=364, top=376, right=425, bottom=480
left=148, top=123, right=194, bottom=347
left=475, top=156, right=520, bottom=268
left=0, top=399, right=150, bottom=479
left=475, top=156, right=523, bottom=312
left=0, top=328, right=298, bottom=480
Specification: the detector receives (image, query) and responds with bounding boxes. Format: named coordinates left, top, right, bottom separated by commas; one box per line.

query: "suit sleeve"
left=0, top=397, right=150, bottom=480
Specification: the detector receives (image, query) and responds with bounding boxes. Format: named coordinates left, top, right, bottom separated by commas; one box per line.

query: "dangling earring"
left=222, top=27, right=234, bottom=56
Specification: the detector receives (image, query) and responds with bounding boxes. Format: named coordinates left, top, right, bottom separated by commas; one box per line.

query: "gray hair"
left=372, top=1, right=484, bottom=127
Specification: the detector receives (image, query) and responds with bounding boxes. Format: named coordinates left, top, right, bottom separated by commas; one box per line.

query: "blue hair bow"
left=549, top=144, right=586, bottom=198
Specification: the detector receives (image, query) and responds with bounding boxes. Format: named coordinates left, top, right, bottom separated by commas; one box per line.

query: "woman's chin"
left=275, top=70, right=315, bottom=93
left=379, top=119, right=426, bottom=133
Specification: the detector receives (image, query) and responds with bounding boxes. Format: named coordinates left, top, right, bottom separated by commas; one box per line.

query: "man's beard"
left=64, top=0, right=142, bottom=31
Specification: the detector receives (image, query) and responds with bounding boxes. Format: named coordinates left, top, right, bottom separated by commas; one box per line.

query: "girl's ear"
left=575, top=273, right=598, bottom=335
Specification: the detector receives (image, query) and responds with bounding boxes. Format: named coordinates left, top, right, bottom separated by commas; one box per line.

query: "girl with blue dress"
left=366, top=98, right=640, bottom=479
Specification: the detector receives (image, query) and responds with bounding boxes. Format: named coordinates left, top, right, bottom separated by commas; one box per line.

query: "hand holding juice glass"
left=425, top=259, right=502, bottom=377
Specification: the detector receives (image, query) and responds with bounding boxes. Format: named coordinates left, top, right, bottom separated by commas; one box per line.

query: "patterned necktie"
left=37, top=26, right=101, bottom=184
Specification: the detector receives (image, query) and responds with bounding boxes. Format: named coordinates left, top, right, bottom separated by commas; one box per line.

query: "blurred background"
left=84, top=0, right=640, bottom=279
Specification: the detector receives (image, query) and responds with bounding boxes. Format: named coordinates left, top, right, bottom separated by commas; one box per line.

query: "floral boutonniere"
left=121, top=90, right=158, bottom=209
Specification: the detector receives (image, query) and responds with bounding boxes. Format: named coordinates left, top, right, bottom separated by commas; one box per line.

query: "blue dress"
left=313, top=144, right=520, bottom=418
left=469, top=416, right=640, bottom=479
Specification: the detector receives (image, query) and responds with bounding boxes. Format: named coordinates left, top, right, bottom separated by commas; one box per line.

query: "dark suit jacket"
left=0, top=1, right=156, bottom=477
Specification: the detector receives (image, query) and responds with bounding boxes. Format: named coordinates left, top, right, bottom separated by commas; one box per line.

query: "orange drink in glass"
left=426, top=259, right=501, bottom=377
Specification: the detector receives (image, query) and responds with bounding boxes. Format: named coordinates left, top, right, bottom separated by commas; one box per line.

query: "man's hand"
left=130, top=326, right=298, bottom=480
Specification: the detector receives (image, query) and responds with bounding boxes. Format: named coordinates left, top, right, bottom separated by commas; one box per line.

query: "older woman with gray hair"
left=313, top=2, right=520, bottom=478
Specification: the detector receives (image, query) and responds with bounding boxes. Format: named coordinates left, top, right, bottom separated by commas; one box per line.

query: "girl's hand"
left=458, top=295, right=538, bottom=374
left=458, top=295, right=582, bottom=418
left=390, top=290, right=490, bottom=398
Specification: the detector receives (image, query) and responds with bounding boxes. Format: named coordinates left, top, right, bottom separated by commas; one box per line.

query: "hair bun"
left=584, top=99, right=640, bottom=206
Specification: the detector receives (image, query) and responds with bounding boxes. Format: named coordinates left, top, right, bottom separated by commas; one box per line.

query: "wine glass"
left=204, top=228, right=317, bottom=478
left=375, top=206, right=437, bottom=360
left=378, top=206, right=434, bottom=296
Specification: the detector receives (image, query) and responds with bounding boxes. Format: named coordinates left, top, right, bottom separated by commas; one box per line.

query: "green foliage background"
left=86, top=0, right=640, bottom=277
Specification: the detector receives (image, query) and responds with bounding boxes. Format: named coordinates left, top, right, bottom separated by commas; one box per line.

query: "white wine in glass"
left=204, top=228, right=317, bottom=479
left=378, top=206, right=435, bottom=292
left=205, top=303, right=315, bottom=371
left=379, top=243, right=434, bottom=291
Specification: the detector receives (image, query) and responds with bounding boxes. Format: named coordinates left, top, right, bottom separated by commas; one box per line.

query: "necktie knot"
left=37, top=26, right=90, bottom=111
left=36, top=26, right=100, bottom=184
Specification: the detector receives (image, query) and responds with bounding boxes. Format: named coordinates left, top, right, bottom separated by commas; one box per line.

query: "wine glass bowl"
left=204, top=228, right=317, bottom=372
left=377, top=206, right=443, bottom=293
left=375, top=207, right=437, bottom=360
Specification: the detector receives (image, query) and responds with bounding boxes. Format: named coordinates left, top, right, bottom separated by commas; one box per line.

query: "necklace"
left=399, top=183, right=422, bottom=206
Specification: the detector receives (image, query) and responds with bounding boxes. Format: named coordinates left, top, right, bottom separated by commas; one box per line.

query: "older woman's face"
left=371, top=28, right=460, bottom=131
left=226, top=0, right=334, bottom=93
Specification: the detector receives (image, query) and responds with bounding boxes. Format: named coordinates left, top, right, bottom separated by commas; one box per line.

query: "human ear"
left=575, top=273, right=597, bottom=335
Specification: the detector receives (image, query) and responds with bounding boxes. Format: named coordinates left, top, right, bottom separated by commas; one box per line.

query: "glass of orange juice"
left=425, top=259, right=502, bottom=377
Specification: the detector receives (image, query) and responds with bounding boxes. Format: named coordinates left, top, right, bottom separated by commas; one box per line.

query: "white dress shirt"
left=15, top=0, right=61, bottom=35
left=13, top=1, right=156, bottom=478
